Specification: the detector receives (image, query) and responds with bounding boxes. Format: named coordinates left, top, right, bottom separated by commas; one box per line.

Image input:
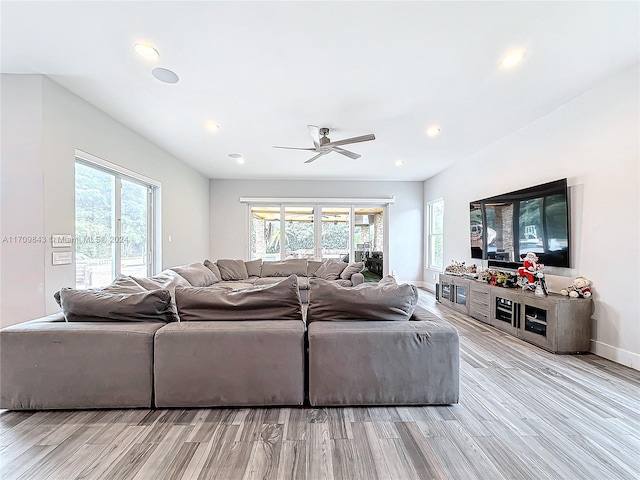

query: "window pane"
left=284, top=206, right=315, bottom=259
left=432, top=201, right=444, bottom=234
left=75, top=163, right=115, bottom=288
left=321, top=207, right=349, bottom=260
left=120, top=179, right=149, bottom=277
left=431, top=235, right=443, bottom=268
left=251, top=206, right=281, bottom=261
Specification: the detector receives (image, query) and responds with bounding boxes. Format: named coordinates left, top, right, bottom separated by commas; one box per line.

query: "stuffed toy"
left=561, top=276, right=592, bottom=298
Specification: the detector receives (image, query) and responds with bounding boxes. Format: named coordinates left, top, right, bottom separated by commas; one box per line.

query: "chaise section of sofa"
left=306, top=278, right=459, bottom=406
left=307, top=309, right=460, bottom=406
left=154, top=274, right=306, bottom=407
left=154, top=320, right=305, bottom=407
left=0, top=313, right=162, bottom=410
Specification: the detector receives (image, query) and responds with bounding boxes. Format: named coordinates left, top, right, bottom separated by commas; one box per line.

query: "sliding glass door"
left=250, top=203, right=386, bottom=277
left=75, top=159, right=155, bottom=288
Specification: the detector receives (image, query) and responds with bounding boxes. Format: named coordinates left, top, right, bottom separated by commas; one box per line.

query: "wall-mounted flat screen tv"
left=470, top=179, right=570, bottom=268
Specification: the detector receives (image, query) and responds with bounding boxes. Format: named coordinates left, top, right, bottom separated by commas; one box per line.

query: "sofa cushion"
left=132, top=269, right=191, bottom=293
left=307, top=260, right=323, bottom=276
left=313, top=261, right=348, bottom=280
left=340, top=262, right=365, bottom=280
left=174, top=275, right=302, bottom=321
left=170, top=262, right=219, bottom=287
left=245, top=258, right=263, bottom=277
left=307, top=277, right=418, bottom=322
left=59, top=288, right=178, bottom=323
left=203, top=259, right=222, bottom=280
left=54, top=274, right=146, bottom=306
left=217, top=259, right=249, bottom=280
left=261, top=259, right=308, bottom=277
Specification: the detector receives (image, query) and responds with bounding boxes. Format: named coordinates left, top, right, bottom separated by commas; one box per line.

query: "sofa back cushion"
left=170, top=262, right=219, bottom=287
left=217, top=259, right=249, bottom=280
left=54, top=274, right=146, bottom=306
left=340, top=262, right=365, bottom=280
left=132, top=270, right=191, bottom=293
left=59, top=288, right=178, bottom=322
left=245, top=258, right=263, bottom=277
left=313, top=261, right=347, bottom=280
left=307, top=260, right=323, bottom=276
left=203, top=259, right=222, bottom=280
left=261, top=259, right=308, bottom=277
left=307, top=277, right=418, bottom=322
left=174, top=275, right=303, bottom=321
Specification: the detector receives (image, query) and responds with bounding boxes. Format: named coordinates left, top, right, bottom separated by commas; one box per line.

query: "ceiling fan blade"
left=324, top=133, right=375, bottom=148
left=332, top=147, right=361, bottom=160
left=308, top=125, right=321, bottom=150
left=304, top=151, right=330, bottom=164
left=273, top=146, right=316, bottom=151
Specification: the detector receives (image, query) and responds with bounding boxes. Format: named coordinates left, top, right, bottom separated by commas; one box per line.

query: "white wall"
left=424, top=66, right=640, bottom=369
left=1, top=74, right=210, bottom=327
left=209, top=180, right=424, bottom=283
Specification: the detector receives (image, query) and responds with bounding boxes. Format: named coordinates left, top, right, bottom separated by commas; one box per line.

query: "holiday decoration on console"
left=561, top=276, right=592, bottom=298
left=518, top=252, right=548, bottom=296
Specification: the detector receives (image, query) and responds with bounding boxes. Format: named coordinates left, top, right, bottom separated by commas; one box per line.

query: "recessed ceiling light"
left=152, top=67, right=179, bottom=84
left=205, top=122, right=219, bottom=132
left=426, top=126, right=441, bottom=137
left=229, top=153, right=245, bottom=164
left=501, top=50, right=525, bottom=68
left=395, top=160, right=405, bottom=167
left=134, top=43, right=159, bottom=60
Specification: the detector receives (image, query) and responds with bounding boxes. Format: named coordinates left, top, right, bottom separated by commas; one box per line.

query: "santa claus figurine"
left=518, top=252, right=542, bottom=284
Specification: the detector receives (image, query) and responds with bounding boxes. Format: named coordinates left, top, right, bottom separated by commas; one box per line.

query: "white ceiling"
left=2, top=1, right=638, bottom=181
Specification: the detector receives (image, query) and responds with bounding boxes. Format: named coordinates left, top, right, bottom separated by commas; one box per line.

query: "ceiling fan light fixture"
left=426, top=126, right=441, bottom=137
left=134, top=43, right=159, bottom=60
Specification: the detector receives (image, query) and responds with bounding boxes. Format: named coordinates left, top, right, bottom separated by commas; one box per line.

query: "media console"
left=438, top=273, right=592, bottom=353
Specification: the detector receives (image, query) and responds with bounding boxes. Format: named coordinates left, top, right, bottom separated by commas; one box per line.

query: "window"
left=248, top=202, right=386, bottom=276
left=427, top=199, right=444, bottom=270
left=75, top=154, right=157, bottom=288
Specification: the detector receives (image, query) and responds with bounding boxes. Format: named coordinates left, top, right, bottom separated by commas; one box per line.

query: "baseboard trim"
left=591, top=340, right=640, bottom=370
left=401, top=280, right=427, bottom=289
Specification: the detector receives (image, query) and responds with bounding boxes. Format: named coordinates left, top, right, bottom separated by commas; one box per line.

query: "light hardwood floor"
left=1, top=290, right=639, bottom=480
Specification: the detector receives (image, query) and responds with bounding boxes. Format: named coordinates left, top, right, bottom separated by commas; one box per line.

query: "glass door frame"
left=75, top=150, right=159, bottom=285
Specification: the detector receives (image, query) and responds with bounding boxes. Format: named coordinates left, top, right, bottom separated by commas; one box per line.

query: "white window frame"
left=426, top=198, right=444, bottom=271
left=75, top=150, right=160, bottom=282
left=244, top=198, right=391, bottom=274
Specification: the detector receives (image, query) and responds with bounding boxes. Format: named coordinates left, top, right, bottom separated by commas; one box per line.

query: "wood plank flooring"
left=1, top=289, right=639, bottom=479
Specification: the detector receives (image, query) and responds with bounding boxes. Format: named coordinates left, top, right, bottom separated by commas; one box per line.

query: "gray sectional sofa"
left=0, top=261, right=459, bottom=410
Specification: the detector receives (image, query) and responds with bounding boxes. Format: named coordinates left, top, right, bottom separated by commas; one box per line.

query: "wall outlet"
left=392, top=270, right=397, bottom=277
left=433, top=274, right=437, bottom=280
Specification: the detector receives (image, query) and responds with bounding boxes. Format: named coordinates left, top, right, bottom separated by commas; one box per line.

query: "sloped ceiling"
left=2, top=1, right=638, bottom=181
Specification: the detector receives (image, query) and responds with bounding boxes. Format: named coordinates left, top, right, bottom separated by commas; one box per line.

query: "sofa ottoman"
left=0, top=313, right=163, bottom=410
left=154, top=320, right=305, bottom=407
left=308, top=306, right=460, bottom=406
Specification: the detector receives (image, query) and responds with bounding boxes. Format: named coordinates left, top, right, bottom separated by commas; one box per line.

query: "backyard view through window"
left=75, top=159, right=154, bottom=288
left=250, top=204, right=385, bottom=278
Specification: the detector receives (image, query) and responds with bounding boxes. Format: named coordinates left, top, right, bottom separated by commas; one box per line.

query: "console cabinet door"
left=439, top=276, right=454, bottom=307
left=491, top=289, right=520, bottom=335
left=518, top=296, right=557, bottom=352
left=452, top=278, right=470, bottom=314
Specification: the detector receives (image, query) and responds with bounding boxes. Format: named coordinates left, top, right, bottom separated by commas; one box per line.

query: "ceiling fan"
left=274, top=125, right=375, bottom=163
